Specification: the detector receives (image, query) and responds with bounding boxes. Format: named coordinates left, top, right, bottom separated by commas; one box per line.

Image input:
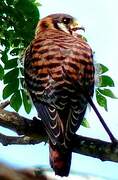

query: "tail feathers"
left=49, top=144, right=72, bottom=177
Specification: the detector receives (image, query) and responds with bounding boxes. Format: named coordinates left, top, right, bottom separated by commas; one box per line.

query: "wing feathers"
left=35, top=103, right=64, bottom=146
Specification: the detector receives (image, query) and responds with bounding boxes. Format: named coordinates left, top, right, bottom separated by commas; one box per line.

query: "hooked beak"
left=70, top=19, right=85, bottom=32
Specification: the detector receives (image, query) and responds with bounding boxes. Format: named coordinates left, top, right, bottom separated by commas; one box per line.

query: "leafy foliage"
left=0, top=0, right=40, bottom=113
left=96, top=89, right=108, bottom=111
left=0, top=64, right=4, bottom=80
left=95, top=63, right=117, bottom=111
left=0, top=1, right=117, bottom=130
left=81, top=118, right=90, bottom=128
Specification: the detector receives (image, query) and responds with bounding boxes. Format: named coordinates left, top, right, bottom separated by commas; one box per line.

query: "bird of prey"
left=24, top=13, right=95, bottom=176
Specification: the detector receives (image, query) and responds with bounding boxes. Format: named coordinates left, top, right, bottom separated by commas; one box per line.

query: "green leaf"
left=6, top=0, right=14, bottom=5
left=98, top=88, right=118, bottom=99
left=0, top=38, right=10, bottom=51
left=1, top=50, right=8, bottom=63
left=5, top=30, right=16, bottom=44
left=0, top=64, right=4, bottom=80
left=4, top=68, right=19, bottom=84
left=10, top=90, right=22, bottom=112
left=4, top=58, right=18, bottom=69
left=13, top=0, right=39, bottom=46
left=99, top=75, right=114, bottom=87
left=81, top=118, right=90, bottom=128
left=21, top=89, right=32, bottom=113
left=3, top=80, right=19, bottom=99
left=14, top=0, right=39, bottom=20
left=96, top=90, right=108, bottom=111
left=98, top=63, right=109, bottom=74
left=12, top=38, right=21, bottom=47
left=10, top=48, right=21, bottom=56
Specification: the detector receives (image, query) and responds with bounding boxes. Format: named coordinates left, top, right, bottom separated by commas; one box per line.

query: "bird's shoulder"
left=24, top=29, right=93, bottom=66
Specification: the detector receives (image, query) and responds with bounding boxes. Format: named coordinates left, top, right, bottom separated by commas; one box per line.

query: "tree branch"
left=0, top=101, right=118, bottom=163
left=0, top=133, right=42, bottom=146
left=72, top=134, right=118, bottom=162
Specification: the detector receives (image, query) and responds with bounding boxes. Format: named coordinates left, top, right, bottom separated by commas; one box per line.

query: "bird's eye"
left=63, top=18, right=71, bottom=24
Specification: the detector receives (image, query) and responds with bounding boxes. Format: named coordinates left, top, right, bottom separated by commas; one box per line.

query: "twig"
left=0, top=133, right=42, bottom=146
left=0, top=101, right=10, bottom=109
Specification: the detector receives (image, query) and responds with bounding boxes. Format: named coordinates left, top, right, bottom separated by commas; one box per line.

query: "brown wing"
left=24, top=29, right=95, bottom=148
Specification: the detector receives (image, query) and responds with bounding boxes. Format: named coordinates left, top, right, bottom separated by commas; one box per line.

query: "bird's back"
left=25, top=29, right=94, bottom=105
left=24, top=26, right=95, bottom=177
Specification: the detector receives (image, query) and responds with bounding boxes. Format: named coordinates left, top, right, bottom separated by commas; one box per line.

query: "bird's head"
left=36, top=13, right=85, bottom=35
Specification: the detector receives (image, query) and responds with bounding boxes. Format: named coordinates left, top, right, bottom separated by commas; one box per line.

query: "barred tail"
left=49, top=141, right=72, bottom=177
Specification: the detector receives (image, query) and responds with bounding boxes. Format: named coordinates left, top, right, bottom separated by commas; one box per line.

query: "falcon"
left=24, top=13, right=95, bottom=176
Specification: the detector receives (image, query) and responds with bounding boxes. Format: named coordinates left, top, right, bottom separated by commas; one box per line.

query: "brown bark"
left=0, top=101, right=118, bottom=163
